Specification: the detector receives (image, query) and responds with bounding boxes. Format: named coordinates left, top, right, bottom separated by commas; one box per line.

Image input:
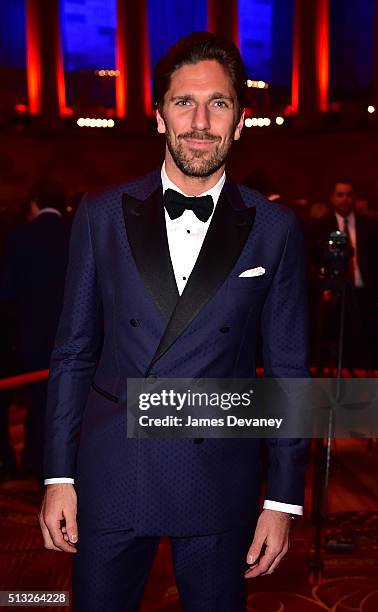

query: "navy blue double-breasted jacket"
left=44, top=169, right=309, bottom=536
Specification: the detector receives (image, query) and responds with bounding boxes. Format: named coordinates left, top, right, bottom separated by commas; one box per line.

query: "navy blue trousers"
left=72, top=525, right=253, bottom=611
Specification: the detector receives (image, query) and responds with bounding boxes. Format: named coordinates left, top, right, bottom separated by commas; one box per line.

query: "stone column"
left=292, top=0, right=329, bottom=120
left=207, top=0, right=239, bottom=46
left=25, top=0, right=65, bottom=123
left=116, top=0, right=151, bottom=127
left=374, top=0, right=378, bottom=115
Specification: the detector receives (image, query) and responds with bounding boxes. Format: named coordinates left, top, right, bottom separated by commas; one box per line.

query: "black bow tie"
left=164, top=188, right=214, bottom=222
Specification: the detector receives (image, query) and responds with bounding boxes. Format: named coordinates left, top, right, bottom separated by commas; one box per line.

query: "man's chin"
left=180, top=163, right=217, bottom=178
left=179, top=154, right=222, bottom=177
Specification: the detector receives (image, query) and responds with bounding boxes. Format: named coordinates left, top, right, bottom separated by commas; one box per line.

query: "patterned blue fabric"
left=72, top=525, right=254, bottom=611
left=44, top=169, right=309, bottom=538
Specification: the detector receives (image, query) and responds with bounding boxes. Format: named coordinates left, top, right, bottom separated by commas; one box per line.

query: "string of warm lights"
left=247, top=79, right=269, bottom=89
left=77, top=118, right=115, bottom=128
left=244, top=116, right=285, bottom=128
left=94, top=69, right=120, bottom=77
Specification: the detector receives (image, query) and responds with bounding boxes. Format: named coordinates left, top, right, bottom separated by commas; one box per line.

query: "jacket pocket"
left=228, top=276, right=270, bottom=290
left=91, top=381, right=119, bottom=403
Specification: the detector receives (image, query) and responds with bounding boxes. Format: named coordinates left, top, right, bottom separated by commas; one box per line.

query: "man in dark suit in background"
left=40, top=33, right=309, bottom=611
left=0, top=208, right=21, bottom=481
left=0, top=180, right=70, bottom=479
left=312, top=179, right=378, bottom=370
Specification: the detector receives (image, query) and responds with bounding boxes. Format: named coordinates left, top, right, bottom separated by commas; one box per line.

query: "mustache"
left=179, top=132, right=220, bottom=142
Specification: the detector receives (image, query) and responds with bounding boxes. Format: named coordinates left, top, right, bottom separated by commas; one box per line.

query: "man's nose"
left=191, top=104, right=210, bottom=131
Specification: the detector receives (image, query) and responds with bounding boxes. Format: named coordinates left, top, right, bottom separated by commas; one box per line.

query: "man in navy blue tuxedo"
left=39, top=33, right=309, bottom=611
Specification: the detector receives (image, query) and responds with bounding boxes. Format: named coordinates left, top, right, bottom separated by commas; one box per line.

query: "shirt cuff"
left=263, top=500, right=303, bottom=515
left=44, top=478, right=75, bottom=485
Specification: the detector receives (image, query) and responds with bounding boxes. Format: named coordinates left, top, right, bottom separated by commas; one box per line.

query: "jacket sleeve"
left=0, top=229, right=23, bottom=302
left=261, top=214, right=310, bottom=507
left=43, top=196, right=103, bottom=478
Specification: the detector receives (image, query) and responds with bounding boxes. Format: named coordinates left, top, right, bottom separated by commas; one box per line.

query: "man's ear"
left=233, top=110, right=245, bottom=141
left=156, top=109, right=166, bottom=134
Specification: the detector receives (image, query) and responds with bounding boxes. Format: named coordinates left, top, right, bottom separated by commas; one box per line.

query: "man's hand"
left=245, top=509, right=292, bottom=578
left=39, top=484, right=78, bottom=553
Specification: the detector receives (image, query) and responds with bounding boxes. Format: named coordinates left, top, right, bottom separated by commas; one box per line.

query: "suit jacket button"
left=147, top=374, right=157, bottom=384
left=219, top=325, right=230, bottom=333
left=130, top=318, right=140, bottom=327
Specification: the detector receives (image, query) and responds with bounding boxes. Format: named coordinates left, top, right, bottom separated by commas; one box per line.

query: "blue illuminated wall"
left=148, top=0, right=207, bottom=69
left=330, top=0, right=375, bottom=100
left=239, top=0, right=274, bottom=81
left=239, top=0, right=293, bottom=89
left=0, top=0, right=375, bottom=107
left=271, top=0, right=293, bottom=90
left=0, top=0, right=26, bottom=68
left=60, top=0, right=116, bottom=71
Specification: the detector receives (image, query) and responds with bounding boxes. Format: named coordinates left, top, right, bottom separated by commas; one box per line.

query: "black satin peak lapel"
left=122, top=188, right=178, bottom=321
left=151, top=180, right=256, bottom=365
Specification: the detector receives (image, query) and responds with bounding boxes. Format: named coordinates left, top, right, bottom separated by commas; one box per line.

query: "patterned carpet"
left=2, top=404, right=378, bottom=611
left=0, top=478, right=377, bottom=611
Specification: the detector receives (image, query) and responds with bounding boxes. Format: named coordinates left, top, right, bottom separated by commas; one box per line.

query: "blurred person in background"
left=355, top=193, right=378, bottom=220
left=243, top=168, right=281, bottom=202
left=311, top=179, right=378, bottom=371
left=308, top=201, right=329, bottom=220
left=0, top=180, right=70, bottom=480
left=0, top=203, right=21, bottom=481
left=355, top=195, right=368, bottom=215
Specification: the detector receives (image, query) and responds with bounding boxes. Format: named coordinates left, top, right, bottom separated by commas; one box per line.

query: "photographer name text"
left=139, top=415, right=283, bottom=429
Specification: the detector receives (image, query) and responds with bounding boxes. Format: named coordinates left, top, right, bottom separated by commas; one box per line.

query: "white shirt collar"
left=161, top=162, right=225, bottom=207
left=36, top=207, right=63, bottom=218
left=335, top=210, right=354, bottom=222
left=335, top=210, right=355, bottom=232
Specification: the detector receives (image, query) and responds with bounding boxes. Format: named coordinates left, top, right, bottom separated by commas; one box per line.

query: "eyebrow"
left=170, top=93, right=234, bottom=104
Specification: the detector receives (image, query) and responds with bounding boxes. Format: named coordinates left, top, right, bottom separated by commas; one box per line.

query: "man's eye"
left=213, top=100, right=228, bottom=108
left=176, top=100, right=190, bottom=106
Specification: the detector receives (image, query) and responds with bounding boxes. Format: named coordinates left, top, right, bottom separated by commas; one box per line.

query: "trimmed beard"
left=164, top=128, right=234, bottom=178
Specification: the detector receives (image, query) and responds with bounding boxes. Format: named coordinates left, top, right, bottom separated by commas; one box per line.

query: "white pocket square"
left=238, top=266, right=266, bottom=278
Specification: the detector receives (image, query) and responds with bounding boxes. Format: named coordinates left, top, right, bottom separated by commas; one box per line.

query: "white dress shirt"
left=162, top=162, right=224, bottom=294
left=335, top=211, right=363, bottom=287
left=45, top=164, right=303, bottom=516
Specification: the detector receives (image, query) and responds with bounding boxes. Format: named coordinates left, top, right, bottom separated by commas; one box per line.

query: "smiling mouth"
left=183, top=138, right=217, bottom=148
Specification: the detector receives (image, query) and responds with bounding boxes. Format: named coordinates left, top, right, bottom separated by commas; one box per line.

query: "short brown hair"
left=153, top=31, right=248, bottom=119
left=29, top=179, right=66, bottom=212
left=331, top=179, right=355, bottom=193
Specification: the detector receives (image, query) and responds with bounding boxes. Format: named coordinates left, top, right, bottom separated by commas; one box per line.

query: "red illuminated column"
left=25, top=0, right=66, bottom=122
left=374, top=0, right=378, bottom=114
left=316, top=0, right=329, bottom=113
left=207, top=0, right=239, bottom=47
left=116, top=0, right=151, bottom=126
left=292, top=0, right=329, bottom=118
